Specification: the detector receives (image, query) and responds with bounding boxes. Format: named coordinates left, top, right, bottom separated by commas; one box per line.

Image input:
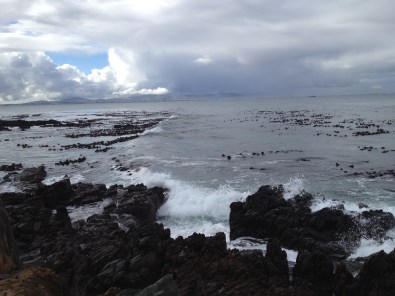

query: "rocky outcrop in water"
left=230, top=185, right=395, bottom=259
left=1, top=168, right=395, bottom=295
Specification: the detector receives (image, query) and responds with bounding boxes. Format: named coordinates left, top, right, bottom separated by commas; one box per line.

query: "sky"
left=1, top=0, right=395, bottom=103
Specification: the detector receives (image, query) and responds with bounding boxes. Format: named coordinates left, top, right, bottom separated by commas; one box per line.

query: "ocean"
left=1, top=94, right=394, bottom=262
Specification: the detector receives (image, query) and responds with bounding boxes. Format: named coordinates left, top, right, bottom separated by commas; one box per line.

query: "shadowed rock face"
left=358, top=249, right=395, bottom=296
left=2, top=167, right=395, bottom=295
left=0, top=200, right=19, bottom=274
left=230, top=185, right=395, bottom=259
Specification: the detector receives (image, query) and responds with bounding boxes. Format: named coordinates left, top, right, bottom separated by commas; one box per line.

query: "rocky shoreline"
left=1, top=166, right=395, bottom=295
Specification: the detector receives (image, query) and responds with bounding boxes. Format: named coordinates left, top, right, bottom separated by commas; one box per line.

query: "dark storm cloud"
left=1, top=0, right=395, bottom=102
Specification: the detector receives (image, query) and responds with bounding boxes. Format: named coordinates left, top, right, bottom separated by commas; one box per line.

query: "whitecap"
left=283, top=177, right=306, bottom=200
left=67, top=198, right=113, bottom=222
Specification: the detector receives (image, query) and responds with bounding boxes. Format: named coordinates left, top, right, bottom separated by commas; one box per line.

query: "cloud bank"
left=1, top=0, right=395, bottom=102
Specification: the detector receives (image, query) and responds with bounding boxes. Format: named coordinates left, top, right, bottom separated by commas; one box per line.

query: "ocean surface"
left=1, top=95, right=395, bottom=262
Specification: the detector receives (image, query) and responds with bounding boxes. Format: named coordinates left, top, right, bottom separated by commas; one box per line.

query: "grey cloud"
left=1, top=0, right=395, bottom=101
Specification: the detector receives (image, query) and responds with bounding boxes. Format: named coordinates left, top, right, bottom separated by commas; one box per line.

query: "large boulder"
left=70, top=182, right=109, bottom=206
left=229, top=185, right=395, bottom=259
left=114, top=184, right=166, bottom=223
left=16, top=165, right=47, bottom=183
left=1, top=191, right=53, bottom=253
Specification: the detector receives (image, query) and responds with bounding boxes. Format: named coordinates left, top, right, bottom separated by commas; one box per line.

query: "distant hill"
left=58, top=97, right=93, bottom=104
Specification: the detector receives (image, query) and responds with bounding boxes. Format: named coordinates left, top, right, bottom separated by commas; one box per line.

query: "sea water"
left=1, top=95, right=394, bottom=260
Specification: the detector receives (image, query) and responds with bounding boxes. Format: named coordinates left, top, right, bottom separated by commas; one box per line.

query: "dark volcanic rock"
left=114, top=184, right=167, bottom=223
left=37, top=178, right=74, bottom=208
left=0, top=163, right=23, bottom=172
left=16, top=165, right=47, bottom=183
left=358, top=249, right=395, bottom=296
left=3, top=171, right=395, bottom=296
left=0, top=191, right=53, bottom=253
left=229, top=185, right=395, bottom=259
left=357, top=210, right=395, bottom=240
left=293, top=250, right=334, bottom=296
left=0, top=200, right=20, bottom=274
left=334, top=263, right=359, bottom=296
left=265, top=238, right=289, bottom=288
left=163, top=232, right=268, bottom=296
left=71, top=182, right=110, bottom=205
left=134, top=274, right=177, bottom=296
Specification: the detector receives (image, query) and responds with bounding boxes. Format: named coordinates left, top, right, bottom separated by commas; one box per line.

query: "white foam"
left=165, top=218, right=229, bottom=238
left=67, top=198, right=113, bottom=222
left=349, top=231, right=395, bottom=259
left=120, top=167, right=249, bottom=236
left=0, top=183, right=22, bottom=193
left=283, top=177, right=305, bottom=200
left=228, top=237, right=298, bottom=262
left=43, top=174, right=85, bottom=185
left=285, top=248, right=299, bottom=263
left=141, top=126, right=163, bottom=136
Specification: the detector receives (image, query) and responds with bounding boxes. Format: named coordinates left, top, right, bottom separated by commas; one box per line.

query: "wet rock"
left=0, top=200, right=20, bottom=274
left=55, top=156, right=87, bottom=166
left=16, top=165, right=47, bottom=183
left=229, top=185, right=395, bottom=259
left=0, top=163, right=23, bottom=172
left=114, top=184, right=166, bottom=223
left=357, top=210, right=395, bottom=240
left=71, top=182, right=109, bottom=206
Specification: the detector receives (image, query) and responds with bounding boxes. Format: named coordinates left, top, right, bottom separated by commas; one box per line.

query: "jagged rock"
left=357, top=210, right=395, bottom=240
left=114, top=184, right=166, bottom=223
left=358, top=249, right=395, bottom=296
left=293, top=250, right=334, bottom=296
left=0, top=163, right=23, bottom=172
left=163, top=232, right=269, bottom=296
left=1, top=191, right=52, bottom=253
left=229, top=185, right=395, bottom=259
left=0, top=200, right=19, bottom=274
left=37, top=178, right=74, bottom=208
left=71, top=182, right=109, bottom=206
left=16, top=165, right=47, bottom=183
left=333, top=263, right=359, bottom=296
left=134, top=274, right=177, bottom=296
left=0, top=267, right=64, bottom=295
left=265, top=238, right=289, bottom=288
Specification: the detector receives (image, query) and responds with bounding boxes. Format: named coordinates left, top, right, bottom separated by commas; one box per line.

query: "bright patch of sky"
left=47, top=52, right=108, bottom=74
